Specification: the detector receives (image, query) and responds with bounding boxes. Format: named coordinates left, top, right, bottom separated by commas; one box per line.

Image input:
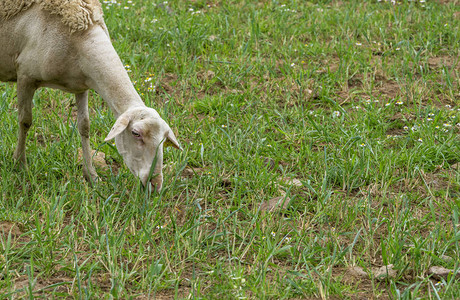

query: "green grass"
left=1, top=0, right=460, bottom=298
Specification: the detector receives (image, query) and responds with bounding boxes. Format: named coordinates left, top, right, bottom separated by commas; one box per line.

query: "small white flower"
left=395, top=101, right=403, bottom=105
left=332, top=111, right=341, bottom=117
left=418, top=138, right=423, bottom=143
left=291, top=63, right=295, bottom=67
left=403, top=126, right=409, bottom=130
left=271, top=231, right=276, bottom=237
left=356, top=42, right=362, bottom=46
left=385, top=103, right=391, bottom=107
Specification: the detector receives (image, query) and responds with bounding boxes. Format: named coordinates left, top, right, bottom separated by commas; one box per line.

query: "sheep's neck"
left=78, top=27, right=144, bottom=117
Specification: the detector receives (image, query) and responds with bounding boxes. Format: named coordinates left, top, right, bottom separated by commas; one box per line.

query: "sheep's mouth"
left=150, top=177, right=162, bottom=192
left=146, top=180, right=162, bottom=193
left=141, top=174, right=162, bottom=193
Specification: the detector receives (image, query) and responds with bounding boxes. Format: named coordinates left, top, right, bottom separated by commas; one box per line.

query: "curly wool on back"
left=0, top=0, right=104, bottom=32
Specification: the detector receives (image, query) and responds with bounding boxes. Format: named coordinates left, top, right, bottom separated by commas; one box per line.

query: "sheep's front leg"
left=13, top=78, right=35, bottom=165
left=76, top=91, right=98, bottom=184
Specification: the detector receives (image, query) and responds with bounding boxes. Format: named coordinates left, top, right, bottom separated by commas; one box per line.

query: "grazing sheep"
left=0, top=0, right=181, bottom=191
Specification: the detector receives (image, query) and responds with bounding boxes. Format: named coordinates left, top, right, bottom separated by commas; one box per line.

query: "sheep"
left=0, top=0, right=181, bottom=191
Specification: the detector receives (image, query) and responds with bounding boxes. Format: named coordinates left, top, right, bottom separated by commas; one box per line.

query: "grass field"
left=1, top=0, right=460, bottom=298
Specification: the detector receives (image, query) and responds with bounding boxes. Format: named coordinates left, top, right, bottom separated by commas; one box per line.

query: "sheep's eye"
left=132, top=130, right=141, bottom=138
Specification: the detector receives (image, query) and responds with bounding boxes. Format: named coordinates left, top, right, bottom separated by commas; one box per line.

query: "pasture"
left=1, top=0, right=459, bottom=298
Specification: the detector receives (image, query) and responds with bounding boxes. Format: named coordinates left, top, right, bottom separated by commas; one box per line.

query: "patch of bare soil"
left=340, top=267, right=391, bottom=299
left=156, top=73, right=178, bottom=96
left=427, top=56, right=458, bottom=70
left=2, top=273, right=74, bottom=298
left=389, top=164, right=458, bottom=197
left=0, top=221, right=29, bottom=243
left=259, top=195, right=291, bottom=212
left=135, top=287, right=191, bottom=300
left=374, top=77, right=401, bottom=99
left=437, top=0, right=460, bottom=5
left=77, top=149, right=109, bottom=170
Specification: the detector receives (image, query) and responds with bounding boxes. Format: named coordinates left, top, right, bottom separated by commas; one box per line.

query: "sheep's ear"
left=164, top=129, right=182, bottom=151
left=104, top=114, right=130, bottom=141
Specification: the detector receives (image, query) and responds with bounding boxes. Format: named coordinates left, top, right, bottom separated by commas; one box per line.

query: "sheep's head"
left=104, top=107, right=181, bottom=191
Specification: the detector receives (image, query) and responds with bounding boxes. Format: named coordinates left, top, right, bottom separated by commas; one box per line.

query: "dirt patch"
left=338, top=73, right=402, bottom=103
left=259, top=195, right=291, bottom=212
left=427, top=56, right=458, bottom=70
left=374, top=78, right=401, bottom=99
left=0, top=221, right=30, bottom=243
left=77, top=149, right=109, bottom=170
left=437, top=0, right=460, bottom=5
left=135, top=287, right=191, bottom=299
left=3, top=274, right=73, bottom=298
left=156, top=73, right=178, bottom=96
left=181, top=166, right=205, bottom=178
left=0, top=221, right=23, bottom=237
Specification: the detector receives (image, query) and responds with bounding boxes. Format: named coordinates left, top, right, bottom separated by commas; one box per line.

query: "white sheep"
left=0, top=0, right=181, bottom=191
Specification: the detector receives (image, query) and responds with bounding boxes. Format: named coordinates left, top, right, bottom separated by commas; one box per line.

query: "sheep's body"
left=0, top=1, right=180, bottom=190
left=0, top=0, right=104, bottom=32
left=1, top=5, right=94, bottom=91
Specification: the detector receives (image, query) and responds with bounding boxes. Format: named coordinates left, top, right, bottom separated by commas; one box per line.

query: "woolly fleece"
left=0, top=0, right=104, bottom=32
